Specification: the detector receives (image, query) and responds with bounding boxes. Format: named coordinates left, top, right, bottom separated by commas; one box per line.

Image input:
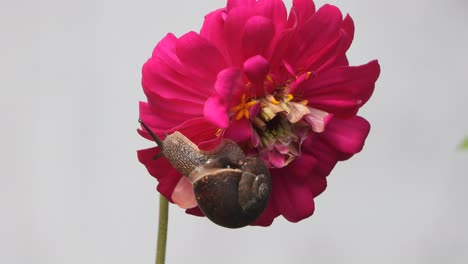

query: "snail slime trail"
left=139, top=120, right=272, bottom=228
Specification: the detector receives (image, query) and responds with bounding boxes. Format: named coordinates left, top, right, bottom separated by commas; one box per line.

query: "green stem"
left=155, top=194, right=169, bottom=264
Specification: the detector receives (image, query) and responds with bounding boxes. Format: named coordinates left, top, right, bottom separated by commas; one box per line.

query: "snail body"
left=140, top=121, right=271, bottom=228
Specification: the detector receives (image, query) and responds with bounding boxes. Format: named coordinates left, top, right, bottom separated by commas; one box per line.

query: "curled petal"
left=171, top=177, right=198, bottom=209
left=243, top=55, right=270, bottom=95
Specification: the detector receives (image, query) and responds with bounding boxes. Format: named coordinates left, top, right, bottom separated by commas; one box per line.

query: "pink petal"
left=200, top=9, right=229, bottom=60
left=171, top=177, right=198, bottom=209
left=224, top=118, right=252, bottom=143
left=204, top=68, right=243, bottom=128
left=243, top=55, right=270, bottom=95
left=254, top=0, right=287, bottom=31
left=204, top=96, right=229, bottom=128
left=241, top=16, right=275, bottom=60
left=299, top=60, right=381, bottom=116
left=214, top=68, right=242, bottom=98
left=321, top=116, right=371, bottom=154
left=176, top=31, right=227, bottom=80
left=267, top=149, right=286, bottom=168
left=303, top=107, right=330, bottom=133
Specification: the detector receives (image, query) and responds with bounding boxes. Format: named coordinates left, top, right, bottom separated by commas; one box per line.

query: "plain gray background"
left=1, top=0, right=467, bottom=263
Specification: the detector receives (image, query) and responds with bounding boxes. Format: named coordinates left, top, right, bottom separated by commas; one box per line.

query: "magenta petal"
left=242, top=16, right=275, bottom=59
left=272, top=173, right=315, bottom=222
left=204, top=96, right=229, bottom=128
left=322, top=116, right=371, bottom=154
left=176, top=31, right=227, bottom=80
left=300, top=60, right=381, bottom=116
left=227, top=0, right=256, bottom=11
left=224, top=118, right=252, bottom=143
left=200, top=9, right=228, bottom=59
left=243, top=55, right=270, bottom=95
left=287, top=4, right=342, bottom=68
left=289, top=0, right=316, bottom=26
left=224, top=7, right=253, bottom=67
left=214, top=68, right=242, bottom=98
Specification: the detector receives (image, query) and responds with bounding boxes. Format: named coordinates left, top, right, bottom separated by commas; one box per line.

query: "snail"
left=139, top=120, right=271, bottom=228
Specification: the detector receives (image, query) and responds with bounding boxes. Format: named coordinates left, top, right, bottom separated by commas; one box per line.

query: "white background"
left=1, top=0, right=468, bottom=263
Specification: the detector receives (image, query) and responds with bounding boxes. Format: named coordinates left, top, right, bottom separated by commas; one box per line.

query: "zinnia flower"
left=138, top=0, right=380, bottom=226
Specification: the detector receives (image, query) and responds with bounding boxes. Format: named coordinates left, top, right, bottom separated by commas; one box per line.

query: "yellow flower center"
left=231, top=94, right=257, bottom=120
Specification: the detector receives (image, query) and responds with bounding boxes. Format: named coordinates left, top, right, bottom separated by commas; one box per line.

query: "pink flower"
left=138, top=0, right=380, bottom=226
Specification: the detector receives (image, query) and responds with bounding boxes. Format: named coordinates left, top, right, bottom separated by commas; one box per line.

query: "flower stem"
left=155, top=194, right=169, bottom=264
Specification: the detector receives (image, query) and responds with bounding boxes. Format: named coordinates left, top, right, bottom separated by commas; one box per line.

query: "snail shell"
left=140, top=121, right=271, bottom=228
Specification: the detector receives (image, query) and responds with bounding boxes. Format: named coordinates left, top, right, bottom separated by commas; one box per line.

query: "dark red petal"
left=250, top=193, right=280, bottom=226
left=185, top=207, right=204, bottom=217
left=224, top=118, right=253, bottom=143
left=271, top=172, right=316, bottom=222
left=176, top=31, right=227, bottom=81
left=321, top=116, right=371, bottom=154
left=137, top=147, right=181, bottom=202
left=302, top=134, right=340, bottom=177
left=241, top=16, right=275, bottom=60
left=286, top=4, right=343, bottom=69
left=297, top=60, right=381, bottom=117
left=288, top=0, right=316, bottom=26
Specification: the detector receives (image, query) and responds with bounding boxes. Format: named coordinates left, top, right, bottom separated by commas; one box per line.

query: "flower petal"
left=241, top=16, right=275, bottom=60
left=224, top=118, right=252, bottom=143
left=243, top=55, right=270, bottom=95
left=298, top=60, right=381, bottom=116
left=204, top=96, right=229, bottom=128
left=224, top=6, right=253, bottom=67
left=286, top=4, right=343, bottom=69
left=227, top=0, right=256, bottom=12
left=137, top=147, right=181, bottom=202
left=272, top=173, right=316, bottom=222
left=176, top=31, right=227, bottom=80
left=201, top=9, right=228, bottom=59
left=321, top=116, right=371, bottom=154
left=288, top=0, right=316, bottom=26
left=171, top=177, right=198, bottom=209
